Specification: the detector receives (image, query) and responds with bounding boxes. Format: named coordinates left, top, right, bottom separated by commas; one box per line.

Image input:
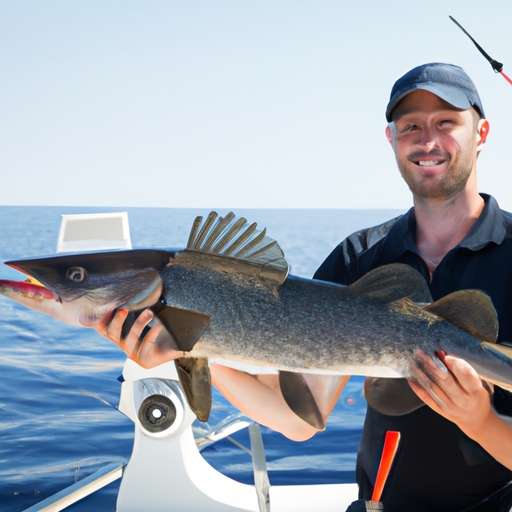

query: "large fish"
left=1, top=211, right=512, bottom=428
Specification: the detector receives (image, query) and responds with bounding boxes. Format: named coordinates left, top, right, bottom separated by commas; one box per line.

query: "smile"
left=417, top=160, right=443, bottom=167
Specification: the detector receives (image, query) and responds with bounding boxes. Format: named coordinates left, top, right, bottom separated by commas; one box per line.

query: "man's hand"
left=408, top=350, right=493, bottom=436
left=407, top=349, right=512, bottom=471
left=93, top=308, right=183, bottom=368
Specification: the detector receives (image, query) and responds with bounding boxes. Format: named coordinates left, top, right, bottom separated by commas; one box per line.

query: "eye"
left=66, top=267, right=87, bottom=283
left=397, top=123, right=418, bottom=134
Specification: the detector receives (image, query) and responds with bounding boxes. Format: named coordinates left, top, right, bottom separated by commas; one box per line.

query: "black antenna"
left=449, top=15, right=512, bottom=85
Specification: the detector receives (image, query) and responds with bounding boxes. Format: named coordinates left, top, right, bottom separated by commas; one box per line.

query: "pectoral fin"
left=279, top=371, right=325, bottom=430
left=151, top=303, right=212, bottom=351
left=364, top=377, right=424, bottom=416
left=176, top=357, right=212, bottom=422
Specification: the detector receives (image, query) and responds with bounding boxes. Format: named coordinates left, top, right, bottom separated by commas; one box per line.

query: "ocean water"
left=0, top=206, right=404, bottom=511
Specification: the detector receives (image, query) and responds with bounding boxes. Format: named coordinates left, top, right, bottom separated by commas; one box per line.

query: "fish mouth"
left=4, top=249, right=173, bottom=306
left=4, top=262, right=89, bottom=302
left=0, top=272, right=163, bottom=327
left=0, top=277, right=80, bottom=325
left=0, top=278, right=57, bottom=301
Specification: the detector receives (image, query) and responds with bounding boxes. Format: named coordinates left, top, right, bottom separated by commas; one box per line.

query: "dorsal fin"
left=177, top=211, right=289, bottom=285
left=348, top=263, right=432, bottom=304
left=424, top=289, right=498, bottom=342
left=189, top=211, right=219, bottom=250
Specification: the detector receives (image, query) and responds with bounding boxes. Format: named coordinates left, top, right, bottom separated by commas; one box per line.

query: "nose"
left=424, top=140, right=436, bottom=152
left=419, top=127, right=438, bottom=153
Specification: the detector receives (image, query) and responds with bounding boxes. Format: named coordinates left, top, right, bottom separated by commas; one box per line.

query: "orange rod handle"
left=371, top=430, right=401, bottom=503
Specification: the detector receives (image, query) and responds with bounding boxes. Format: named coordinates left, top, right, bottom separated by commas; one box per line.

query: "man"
left=313, top=62, right=512, bottom=511
left=97, top=63, right=512, bottom=511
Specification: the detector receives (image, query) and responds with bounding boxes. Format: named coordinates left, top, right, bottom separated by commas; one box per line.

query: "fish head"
left=2, top=249, right=174, bottom=326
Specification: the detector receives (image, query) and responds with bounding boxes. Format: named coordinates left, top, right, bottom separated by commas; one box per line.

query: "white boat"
left=24, top=358, right=358, bottom=511
left=21, top=212, right=359, bottom=511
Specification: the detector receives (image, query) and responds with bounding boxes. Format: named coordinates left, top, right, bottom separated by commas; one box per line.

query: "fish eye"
left=66, top=267, right=87, bottom=283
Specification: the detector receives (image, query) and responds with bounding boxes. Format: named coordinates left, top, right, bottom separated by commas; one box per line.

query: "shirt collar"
left=379, top=207, right=417, bottom=260
left=381, top=194, right=506, bottom=258
left=459, top=194, right=507, bottom=250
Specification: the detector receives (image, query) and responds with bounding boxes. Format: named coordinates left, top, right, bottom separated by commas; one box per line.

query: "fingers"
left=107, top=309, right=130, bottom=344
left=443, top=355, right=484, bottom=394
left=93, top=308, right=186, bottom=368
left=408, top=359, right=449, bottom=411
left=408, top=350, right=493, bottom=430
left=120, top=309, right=158, bottom=358
left=137, top=328, right=184, bottom=368
left=95, top=308, right=157, bottom=352
left=92, top=308, right=129, bottom=342
left=412, top=350, right=481, bottom=395
left=137, top=325, right=163, bottom=362
left=409, top=350, right=449, bottom=401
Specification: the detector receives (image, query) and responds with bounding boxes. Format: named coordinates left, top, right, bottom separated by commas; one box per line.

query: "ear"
left=476, top=119, right=490, bottom=152
left=385, top=124, right=394, bottom=146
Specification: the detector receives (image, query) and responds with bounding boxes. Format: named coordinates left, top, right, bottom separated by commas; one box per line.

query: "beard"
left=396, top=147, right=475, bottom=201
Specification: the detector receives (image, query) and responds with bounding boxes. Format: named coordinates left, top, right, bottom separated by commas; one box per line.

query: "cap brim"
left=386, top=83, right=473, bottom=122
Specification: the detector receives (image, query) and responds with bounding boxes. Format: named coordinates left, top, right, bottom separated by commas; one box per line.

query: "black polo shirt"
left=314, top=194, right=512, bottom=512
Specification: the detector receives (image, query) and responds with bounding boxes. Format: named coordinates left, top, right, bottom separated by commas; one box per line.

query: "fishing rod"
left=449, top=15, right=512, bottom=86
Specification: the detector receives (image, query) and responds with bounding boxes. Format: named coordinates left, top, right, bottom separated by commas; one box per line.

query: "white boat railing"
left=23, top=461, right=125, bottom=512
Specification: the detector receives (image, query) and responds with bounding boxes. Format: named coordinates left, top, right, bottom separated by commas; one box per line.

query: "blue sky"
left=1, top=0, right=512, bottom=209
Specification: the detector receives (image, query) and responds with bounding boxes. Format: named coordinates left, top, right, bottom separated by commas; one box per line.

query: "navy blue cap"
left=386, top=63, right=485, bottom=122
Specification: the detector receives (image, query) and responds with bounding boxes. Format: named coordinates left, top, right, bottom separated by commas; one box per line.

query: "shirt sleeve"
left=313, top=240, right=357, bottom=285
left=313, top=219, right=397, bottom=285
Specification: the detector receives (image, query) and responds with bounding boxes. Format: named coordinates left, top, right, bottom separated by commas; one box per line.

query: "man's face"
left=386, top=90, right=487, bottom=201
